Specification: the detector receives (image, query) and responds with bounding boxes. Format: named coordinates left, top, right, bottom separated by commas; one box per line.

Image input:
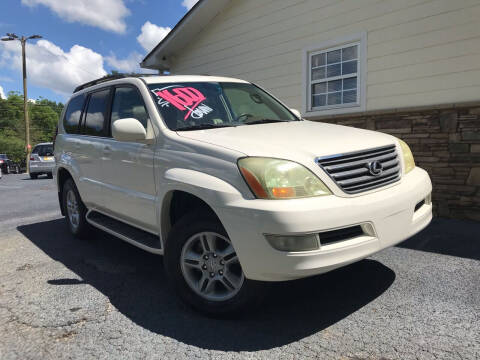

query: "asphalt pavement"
left=0, top=173, right=479, bottom=359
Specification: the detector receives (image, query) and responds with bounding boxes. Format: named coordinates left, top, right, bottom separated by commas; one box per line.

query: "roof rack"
left=73, top=73, right=161, bottom=93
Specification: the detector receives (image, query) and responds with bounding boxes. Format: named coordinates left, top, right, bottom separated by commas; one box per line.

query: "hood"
left=177, top=120, right=397, bottom=162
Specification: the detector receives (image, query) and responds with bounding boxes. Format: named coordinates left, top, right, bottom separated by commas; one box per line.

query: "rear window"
left=63, top=94, right=85, bottom=134
left=33, top=145, right=54, bottom=156
left=0, top=154, right=6, bottom=159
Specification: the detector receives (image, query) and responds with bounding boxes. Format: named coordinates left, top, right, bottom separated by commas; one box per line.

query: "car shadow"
left=398, top=217, right=480, bottom=261
left=20, top=176, right=52, bottom=180
left=17, top=219, right=395, bottom=351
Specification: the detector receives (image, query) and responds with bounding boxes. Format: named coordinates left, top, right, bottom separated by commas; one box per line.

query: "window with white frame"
left=307, top=42, right=361, bottom=112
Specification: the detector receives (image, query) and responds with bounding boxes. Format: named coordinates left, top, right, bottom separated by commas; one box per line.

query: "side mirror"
left=112, top=118, right=147, bottom=142
left=290, top=108, right=302, bottom=119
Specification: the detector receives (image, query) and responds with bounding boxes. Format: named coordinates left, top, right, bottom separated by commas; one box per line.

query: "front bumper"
left=217, top=167, right=432, bottom=281
left=29, top=161, right=55, bottom=174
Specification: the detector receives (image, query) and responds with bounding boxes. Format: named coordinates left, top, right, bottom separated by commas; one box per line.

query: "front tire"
left=47, top=172, right=53, bottom=179
left=164, top=212, right=265, bottom=316
left=62, top=178, right=90, bottom=238
left=30, top=173, right=38, bottom=179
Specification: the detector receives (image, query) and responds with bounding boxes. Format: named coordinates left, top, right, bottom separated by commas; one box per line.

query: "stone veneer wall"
left=315, top=104, right=480, bottom=221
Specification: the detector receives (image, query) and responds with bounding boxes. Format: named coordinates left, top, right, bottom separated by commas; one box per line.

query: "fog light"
left=265, top=233, right=319, bottom=252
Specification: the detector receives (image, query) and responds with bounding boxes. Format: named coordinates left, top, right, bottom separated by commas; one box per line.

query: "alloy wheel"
left=180, top=231, right=244, bottom=301
left=66, top=189, right=80, bottom=231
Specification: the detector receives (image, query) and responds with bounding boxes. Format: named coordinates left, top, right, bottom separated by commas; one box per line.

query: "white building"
left=141, top=0, right=480, bottom=220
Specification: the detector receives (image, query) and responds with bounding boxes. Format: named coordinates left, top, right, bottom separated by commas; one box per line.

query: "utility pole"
left=1, top=33, right=42, bottom=173
left=21, top=37, right=30, bottom=171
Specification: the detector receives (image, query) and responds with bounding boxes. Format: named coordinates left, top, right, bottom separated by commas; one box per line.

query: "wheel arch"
left=57, top=167, right=74, bottom=216
left=160, top=189, right=222, bottom=245
left=159, top=168, right=243, bottom=246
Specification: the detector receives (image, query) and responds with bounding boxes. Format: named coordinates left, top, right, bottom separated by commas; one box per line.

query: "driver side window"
left=111, top=87, right=149, bottom=129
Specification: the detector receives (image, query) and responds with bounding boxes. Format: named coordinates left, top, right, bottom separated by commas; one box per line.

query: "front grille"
left=317, top=144, right=401, bottom=194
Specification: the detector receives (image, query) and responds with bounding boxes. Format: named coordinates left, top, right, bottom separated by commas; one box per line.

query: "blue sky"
left=0, top=0, right=197, bottom=103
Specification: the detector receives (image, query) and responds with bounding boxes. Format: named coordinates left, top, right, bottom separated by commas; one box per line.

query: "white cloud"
left=137, top=21, right=171, bottom=52
left=181, top=0, right=199, bottom=11
left=0, top=85, right=5, bottom=99
left=105, top=51, right=157, bottom=74
left=106, top=21, right=172, bottom=73
left=21, top=0, right=130, bottom=33
left=105, top=51, right=143, bottom=73
left=0, top=39, right=107, bottom=96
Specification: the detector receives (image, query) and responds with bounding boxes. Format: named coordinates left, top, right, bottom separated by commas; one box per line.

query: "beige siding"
left=170, top=0, right=480, bottom=114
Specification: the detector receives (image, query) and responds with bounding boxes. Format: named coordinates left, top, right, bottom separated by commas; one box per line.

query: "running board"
left=86, top=210, right=163, bottom=254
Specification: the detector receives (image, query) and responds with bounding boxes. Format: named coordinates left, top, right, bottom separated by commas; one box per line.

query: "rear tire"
left=47, top=172, right=53, bottom=179
left=164, top=212, right=265, bottom=316
left=62, top=178, right=90, bottom=238
left=30, top=173, right=38, bottom=179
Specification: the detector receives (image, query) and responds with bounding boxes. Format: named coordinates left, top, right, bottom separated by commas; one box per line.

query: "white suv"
left=54, top=74, right=432, bottom=314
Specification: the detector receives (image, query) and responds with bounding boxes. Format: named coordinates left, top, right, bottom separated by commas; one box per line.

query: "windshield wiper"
left=244, top=119, right=289, bottom=125
left=176, top=123, right=234, bottom=131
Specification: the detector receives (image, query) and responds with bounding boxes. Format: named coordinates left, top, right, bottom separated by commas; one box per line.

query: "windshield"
left=148, top=82, right=298, bottom=131
left=33, top=145, right=54, bottom=156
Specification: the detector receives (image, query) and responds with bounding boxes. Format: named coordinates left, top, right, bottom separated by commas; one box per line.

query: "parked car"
left=29, top=142, right=55, bottom=179
left=54, top=74, right=432, bottom=315
left=0, top=154, right=20, bottom=174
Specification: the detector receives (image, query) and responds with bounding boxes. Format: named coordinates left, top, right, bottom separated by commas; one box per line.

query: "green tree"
left=0, top=91, right=63, bottom=163
left=0, top=129, right=24, bottom=162
left=0, top=92, right=24, bottom=131
left=30, top=104, right=58, bottom=143
left=35, top=97, right=64, bottom=118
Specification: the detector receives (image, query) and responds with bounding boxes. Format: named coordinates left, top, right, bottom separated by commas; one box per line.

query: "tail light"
left=30, top=157, right=34, bottom=161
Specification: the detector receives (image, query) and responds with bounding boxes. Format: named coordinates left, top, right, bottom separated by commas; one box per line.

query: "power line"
left=0, top=101, right=62, bottom=103
left=0, top=105, right=61, bottom=108
left=0, top=100, right=63, bottom=104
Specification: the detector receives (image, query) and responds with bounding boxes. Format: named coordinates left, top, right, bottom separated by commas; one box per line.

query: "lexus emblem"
left=367, top=161, right=383, bottom=176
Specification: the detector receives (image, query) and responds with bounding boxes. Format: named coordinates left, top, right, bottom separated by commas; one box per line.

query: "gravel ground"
left=0, top=173, right=479, bottom=359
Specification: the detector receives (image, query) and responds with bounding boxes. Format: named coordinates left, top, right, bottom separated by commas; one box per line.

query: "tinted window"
left=33, top=144, right=54, bottom=156
left=223, top=86, right=278, bottom=121
left=63, top=94, right=85, bottom=134
left=84, top=89, right=110, bottom=136
left=111, top=87, right=149, bottom=129
left=148, top=82, right=297, bottom=131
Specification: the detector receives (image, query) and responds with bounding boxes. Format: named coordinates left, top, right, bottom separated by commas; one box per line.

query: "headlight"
left=398, top=139, right=415, bottom=174
left=238, top=157, right=331, bottom=199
